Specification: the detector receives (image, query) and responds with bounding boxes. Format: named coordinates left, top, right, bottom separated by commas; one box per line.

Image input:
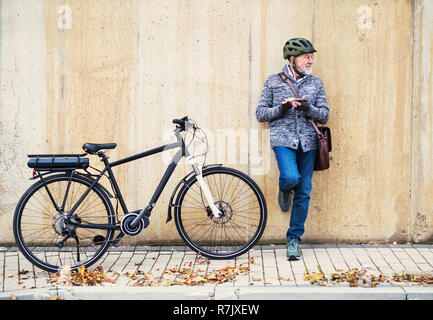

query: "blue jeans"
left=273, top=146, right=317, bottom=242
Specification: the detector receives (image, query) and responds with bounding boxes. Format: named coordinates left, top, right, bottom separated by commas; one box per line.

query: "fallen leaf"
left=392, top=272, right=433, bottom=285
left=305, top=267, right=390, bottom=287
left=195, top=255, right=210, bottom=264
left=135, top=265, right=251, bottom=287
left=47, top=265, right=116, bottom=286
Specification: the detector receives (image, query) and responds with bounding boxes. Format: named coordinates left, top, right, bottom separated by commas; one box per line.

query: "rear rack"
left=28, top=153, right=87, bottom=158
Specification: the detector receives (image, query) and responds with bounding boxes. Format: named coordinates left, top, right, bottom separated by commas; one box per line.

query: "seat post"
left=98, top=151, right=110, bottom=166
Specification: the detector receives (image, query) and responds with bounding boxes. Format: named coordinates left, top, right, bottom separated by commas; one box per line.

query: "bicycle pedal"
left=93, top=235, right=105, bottom=245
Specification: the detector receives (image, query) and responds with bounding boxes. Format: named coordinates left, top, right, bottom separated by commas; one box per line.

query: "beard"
left=301, top=66, right=313, bottom=75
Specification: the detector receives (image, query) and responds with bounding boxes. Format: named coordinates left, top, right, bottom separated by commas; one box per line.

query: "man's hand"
left=280, top=98, right=292, bottom=114
left=281, top=95, right=307, bottom=114
left=296, top=96, right=311, bottom=112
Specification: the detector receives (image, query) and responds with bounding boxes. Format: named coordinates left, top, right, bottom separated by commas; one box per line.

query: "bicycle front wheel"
left=13, top=173, right=115, bottom=273
left=174, top=167, right=267, bottom=259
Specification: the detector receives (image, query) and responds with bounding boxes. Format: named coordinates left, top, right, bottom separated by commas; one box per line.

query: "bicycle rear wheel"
left=174, top=167, right=267, bottom=259
left=13, top=173, right=115, bottom=273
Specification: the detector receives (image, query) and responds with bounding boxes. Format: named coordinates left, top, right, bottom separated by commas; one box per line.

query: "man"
left=256, top=38, right=329, bottom=260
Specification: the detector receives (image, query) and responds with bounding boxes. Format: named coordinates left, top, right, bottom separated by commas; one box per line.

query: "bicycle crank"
left=120, top=212, right=149, bottom=236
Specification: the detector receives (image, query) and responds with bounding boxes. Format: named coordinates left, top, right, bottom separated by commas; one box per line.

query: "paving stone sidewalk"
left=1, top=244, right=433, bottom=300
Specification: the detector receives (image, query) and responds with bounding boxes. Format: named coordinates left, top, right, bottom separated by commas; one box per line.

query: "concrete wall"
left=0, top=0, right=432, bottom=244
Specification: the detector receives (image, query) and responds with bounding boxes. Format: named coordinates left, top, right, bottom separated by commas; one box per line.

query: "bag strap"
left=279, top=72, right=299, bottom=98
left=278, top=72, right=324, bottom=139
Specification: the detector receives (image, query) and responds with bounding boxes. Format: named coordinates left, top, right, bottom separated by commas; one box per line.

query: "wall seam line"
left=409, top=0, right=418, bottom=242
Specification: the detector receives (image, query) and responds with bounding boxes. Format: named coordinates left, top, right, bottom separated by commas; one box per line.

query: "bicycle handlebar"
left=172, top=116, right=190, bottom=131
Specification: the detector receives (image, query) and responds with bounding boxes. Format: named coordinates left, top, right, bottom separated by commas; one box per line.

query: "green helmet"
left=283, top=38, right=317, bottom=60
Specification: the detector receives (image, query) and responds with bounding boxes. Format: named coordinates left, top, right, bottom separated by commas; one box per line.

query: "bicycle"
left=13, top=117, right=267, bottom=273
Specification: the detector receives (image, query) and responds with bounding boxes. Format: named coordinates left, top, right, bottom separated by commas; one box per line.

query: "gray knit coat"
left=255, top=65, right=329, bottom=152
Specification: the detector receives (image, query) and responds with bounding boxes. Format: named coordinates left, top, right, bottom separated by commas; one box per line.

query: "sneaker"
left=287, top=238, right=301, bottom=261
left=278, top=189, right=292, bottom=212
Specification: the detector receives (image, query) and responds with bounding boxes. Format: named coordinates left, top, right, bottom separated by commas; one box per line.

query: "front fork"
left=187, top=156, right=222, bottom=218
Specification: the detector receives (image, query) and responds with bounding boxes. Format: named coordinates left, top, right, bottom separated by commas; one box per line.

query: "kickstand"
left=56, top=234, right=81, bottom=262
left=72, top=234, right=80, bottom=262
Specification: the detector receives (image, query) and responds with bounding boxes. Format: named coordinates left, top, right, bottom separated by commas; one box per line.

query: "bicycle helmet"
left=283, top=38, right=317, bottom=59
left=283, top=38, right=316, bottom=77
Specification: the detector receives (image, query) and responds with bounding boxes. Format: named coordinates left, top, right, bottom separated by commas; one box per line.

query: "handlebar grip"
left=172, top=116, right=189, bottom=126
left=172, top=119, right=184, bottom=126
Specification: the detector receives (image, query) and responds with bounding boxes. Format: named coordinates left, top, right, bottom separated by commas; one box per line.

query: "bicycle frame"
left=39, top=127, right=221, bottom=245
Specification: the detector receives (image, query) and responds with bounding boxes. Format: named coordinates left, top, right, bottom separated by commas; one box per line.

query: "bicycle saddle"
left=82, top=143, right=117, bottom=154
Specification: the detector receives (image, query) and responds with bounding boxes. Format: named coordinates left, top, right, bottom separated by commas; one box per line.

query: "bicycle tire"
left=174, top=166, right=267, bottom=259
left=13, top=173, right=115, bottom=273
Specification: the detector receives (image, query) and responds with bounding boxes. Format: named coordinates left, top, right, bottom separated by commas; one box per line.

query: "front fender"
left=166, top=164, right=222, bottom=223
